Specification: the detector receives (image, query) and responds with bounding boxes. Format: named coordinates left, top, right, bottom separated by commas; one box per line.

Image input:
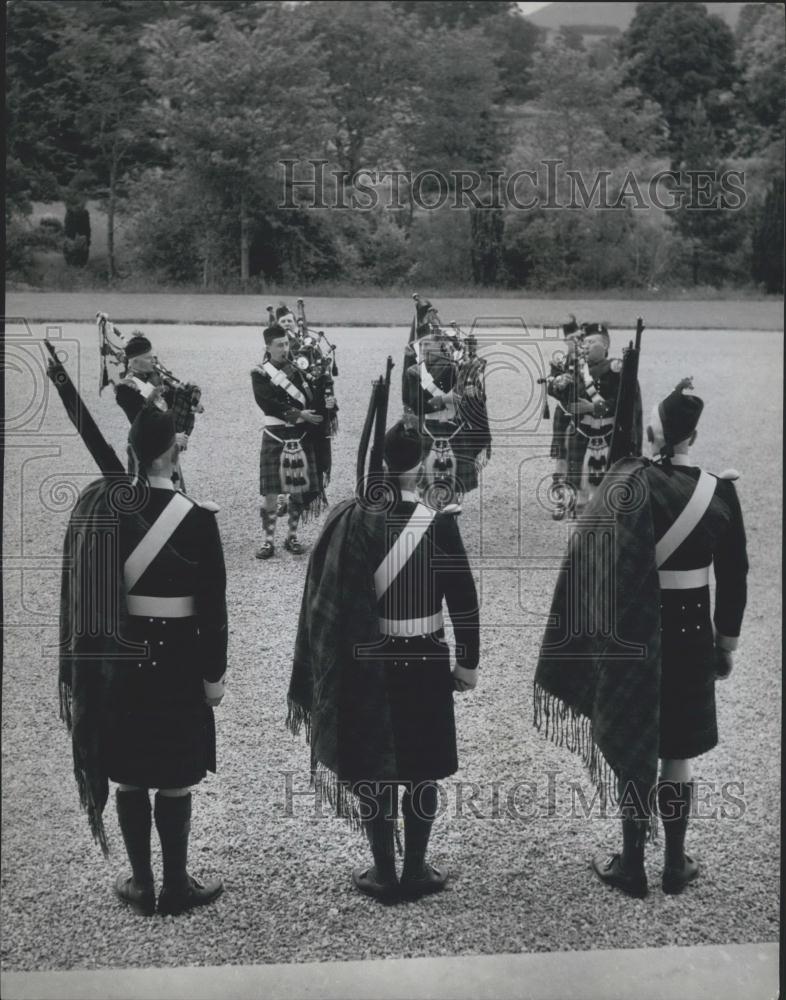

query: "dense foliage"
left=6, top=0, right=784, bottom=291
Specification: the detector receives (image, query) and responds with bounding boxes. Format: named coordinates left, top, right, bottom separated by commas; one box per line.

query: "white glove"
left=203, top=675, right=226, bottom=707
left=175, top=432, right=189, bottom=451
left=452, top=663, right=478, bottom=692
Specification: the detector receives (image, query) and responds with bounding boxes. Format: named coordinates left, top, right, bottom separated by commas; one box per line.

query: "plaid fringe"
left=533, top=682, right=658, bottom=841
left=285, top=695, right=311, bottom=742
left=59, top=678, right=73, bottom=731
left=60, top=679, right=109, bottom=855
left=73, top=759, right=110, bottom=857
left=313, top=763, right=363, bottom=832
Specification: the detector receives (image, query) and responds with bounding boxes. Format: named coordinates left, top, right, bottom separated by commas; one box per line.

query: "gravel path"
left=2, top=318, right=781, bottom=971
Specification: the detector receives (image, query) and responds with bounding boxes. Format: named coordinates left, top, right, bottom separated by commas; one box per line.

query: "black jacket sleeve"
left=435, top=514, right=480, bottom=669
left=195, top=509, right=228, bottom=682
left=115, top=383, right=145, bottom=424
left=713, top=480, right=748, bottom=638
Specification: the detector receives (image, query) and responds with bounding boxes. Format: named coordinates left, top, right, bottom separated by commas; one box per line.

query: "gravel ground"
left=2, top=313, right=781, bottom=971
left=5, top=290, right=784, bottom=330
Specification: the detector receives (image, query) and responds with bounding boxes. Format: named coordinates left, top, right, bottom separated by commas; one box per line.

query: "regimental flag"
left=97, top=312, right=126, bottom=394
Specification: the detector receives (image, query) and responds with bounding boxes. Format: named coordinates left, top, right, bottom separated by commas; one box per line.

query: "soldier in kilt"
left=403, top=309, right=490, bottom=505
left=546, top=318, right=582, bottom=520
left=535, top=380, right=748, bottom=898
left=251, top=324, right=326, bottom=559
left=287, top=421, right=480, bottom=901
left=59, top=404, right=228, bottom=917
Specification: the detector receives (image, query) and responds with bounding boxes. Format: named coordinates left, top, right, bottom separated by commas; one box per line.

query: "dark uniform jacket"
left=402, top=335, right=460, bottom=420
left=374, top=492, right=480, bottom=779
left=105, top=478, right=228, bottom=789
left=115, top=373, right=174, bottom=424
left=645, top=455, right=748, bottom=758
left=251, top=358, right=314, bottom=426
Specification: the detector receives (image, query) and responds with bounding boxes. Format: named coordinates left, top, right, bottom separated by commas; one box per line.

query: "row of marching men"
left=101, top=297, right=639, bottom=543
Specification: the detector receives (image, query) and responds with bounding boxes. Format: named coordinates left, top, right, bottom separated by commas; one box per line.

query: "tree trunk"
left=240, top=192, right=250, bottom=286
left=107, top=156, right=117, bottom=281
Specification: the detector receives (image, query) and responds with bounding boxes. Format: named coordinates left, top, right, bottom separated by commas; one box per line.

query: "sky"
left=517, top=1, right=552, bottom=15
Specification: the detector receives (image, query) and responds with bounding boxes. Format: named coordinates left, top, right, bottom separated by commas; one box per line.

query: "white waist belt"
left=379, top=611, right=444, bottom=637
left=263, top=416, right=287, bottom=427
left=127, top=595, right=197, bottom=618
left=658, top=567, right=710, bottom=590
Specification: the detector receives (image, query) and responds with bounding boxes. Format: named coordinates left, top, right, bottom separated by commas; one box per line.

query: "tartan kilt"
left=259, top=426, right=319, bottom=499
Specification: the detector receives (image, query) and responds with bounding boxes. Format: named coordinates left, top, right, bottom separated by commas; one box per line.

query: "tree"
left=622, top=2, right=738, bottom=166
left=672, top=100, right=747, bottom=286
left=525, top=38, right=666, bottom=172
left=144, top=10, right=330, bottom=284
left=403, top=25, right=509, bottom=283
left=396, top=0, right=542, bottom=103
left=733, top=3, right=786, bottom=154
left=50, top=17, right=163, bottom=279
left=5, top=1, right=77, bottom=213
left=302, top=1, right=420, bottom=178
left=751, top=177, right=785, bottom=293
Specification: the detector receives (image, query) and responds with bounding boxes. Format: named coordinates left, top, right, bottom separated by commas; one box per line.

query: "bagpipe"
left=266, top=299, right=339, bottom=437
left=403, top=294, right=492, bottom=503
left=97, top=312, right=204, bottom=436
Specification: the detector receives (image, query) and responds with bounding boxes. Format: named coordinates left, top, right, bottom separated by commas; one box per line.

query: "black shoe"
left=399, top=863, right=448, bottom=900
left=283, top=536, right=306, bottom=555
left=276, top=496, right=289, bottom=518
left=662, top=854, right=699, bottom=895
left=114, top=874, right=155, bottom=917
left=255, top=541, right=275, bottom=560
left=591, top=853, right=648, bottom=899
left=158, top=874, right=223, bottom=916
left=351, top=866, right=398, bottom=902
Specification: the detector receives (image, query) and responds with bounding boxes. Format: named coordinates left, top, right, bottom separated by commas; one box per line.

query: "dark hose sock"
left=658, top=781, right=692, bottom=868
left=401, top=781, right=438, bottom=880
left=154, top=792, right=192, bottom=891
left=115, top=789, right=154, bottom=887
left=357, top=783, right=397, bottom=882
left=618, top=776, right=651, bottom=872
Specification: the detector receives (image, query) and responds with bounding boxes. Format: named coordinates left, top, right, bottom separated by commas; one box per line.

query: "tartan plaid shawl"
left=59, top=477, right=193, bottom=853
left=287, top=499, right=398, bottom=822
left=59, top=477, right=138, bottom=855
left=534, top=458, right=662, bottom=806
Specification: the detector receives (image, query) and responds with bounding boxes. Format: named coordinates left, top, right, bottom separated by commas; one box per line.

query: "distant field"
left=5, top=290, right=784, bottom=330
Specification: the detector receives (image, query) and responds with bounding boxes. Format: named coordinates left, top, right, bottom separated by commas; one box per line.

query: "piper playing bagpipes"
left=541, top=315, right=584, bottom=520
left=251, top=322, right=328, bottom=559
left=98, top=313, right=203, bottom=491
left=402, top=294, right=492, bottom=508
left=547, top=322, right=642, bottom=514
